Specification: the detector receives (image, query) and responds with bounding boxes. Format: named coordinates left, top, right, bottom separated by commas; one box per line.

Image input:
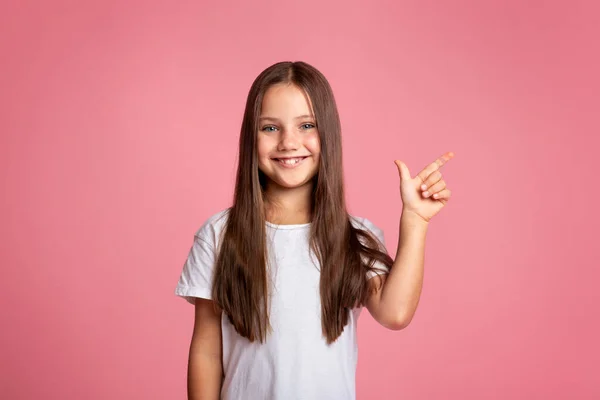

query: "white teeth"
left=279, top=158, right=303, bottom=165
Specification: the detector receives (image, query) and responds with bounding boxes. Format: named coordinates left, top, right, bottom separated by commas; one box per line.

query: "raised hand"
left=394, top=152, right=454, bottom=223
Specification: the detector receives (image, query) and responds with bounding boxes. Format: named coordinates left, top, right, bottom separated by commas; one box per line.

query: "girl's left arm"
left=366, top=211, right=428, bottom=330
left=366, top=151, right=454, bottom=330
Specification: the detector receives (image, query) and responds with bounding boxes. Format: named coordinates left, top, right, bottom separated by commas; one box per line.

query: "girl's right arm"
left=187, top=298, right=223, bottom=400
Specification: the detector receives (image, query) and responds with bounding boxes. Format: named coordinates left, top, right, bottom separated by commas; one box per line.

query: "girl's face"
left=257, top=83, right=321, bottom=190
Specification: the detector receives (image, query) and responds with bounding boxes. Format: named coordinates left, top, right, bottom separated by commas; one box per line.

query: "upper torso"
left=175, top=209, right=387, bottom=400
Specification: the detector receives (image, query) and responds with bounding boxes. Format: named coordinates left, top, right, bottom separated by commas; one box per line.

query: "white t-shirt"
left=175, top=209, right=389, bottom=400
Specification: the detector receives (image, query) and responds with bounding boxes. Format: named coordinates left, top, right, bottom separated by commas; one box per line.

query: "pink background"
left=1, top=0, right=598, bottom=399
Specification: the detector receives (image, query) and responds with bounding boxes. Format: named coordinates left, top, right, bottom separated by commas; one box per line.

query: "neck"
left=264, top=181, right=313, bottom=225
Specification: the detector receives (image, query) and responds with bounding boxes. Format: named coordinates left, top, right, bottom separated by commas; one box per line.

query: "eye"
left=301, top=123, right=315, bottom=130
left=261, top=125, right=278, bottom=132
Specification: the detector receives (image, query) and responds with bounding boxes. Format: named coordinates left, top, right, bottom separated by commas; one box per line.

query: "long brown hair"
left=211, top=61, right=393, bottom=344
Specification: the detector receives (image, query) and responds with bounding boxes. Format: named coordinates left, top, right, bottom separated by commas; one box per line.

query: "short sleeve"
left=355, top=217, right=391, bottom=280
left=174, top=226, right=218, bottom=305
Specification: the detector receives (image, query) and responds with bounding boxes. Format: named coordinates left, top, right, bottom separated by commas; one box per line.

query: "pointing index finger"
left=416, top=151, right=454, bottom=183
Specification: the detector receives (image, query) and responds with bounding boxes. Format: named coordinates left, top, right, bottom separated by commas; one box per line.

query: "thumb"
left=394, top=160, right=411, bottom=182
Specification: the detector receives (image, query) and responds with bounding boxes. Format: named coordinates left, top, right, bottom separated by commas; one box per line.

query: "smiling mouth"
left=272, top=156, right=309, bottom=166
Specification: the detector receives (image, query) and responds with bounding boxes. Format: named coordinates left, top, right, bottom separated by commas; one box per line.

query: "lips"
left=272, top=156, right=309, bottom=168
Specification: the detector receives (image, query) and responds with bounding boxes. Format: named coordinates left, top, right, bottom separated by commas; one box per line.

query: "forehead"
left=260, top=83, right=315, bottom=118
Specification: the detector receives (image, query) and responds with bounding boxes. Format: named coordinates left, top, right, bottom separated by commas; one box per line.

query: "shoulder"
left=350, top=215, right=383, bottom=236
left=194, top=208, right=231, bottom=245
left=349, top=215, right=386, bottom=246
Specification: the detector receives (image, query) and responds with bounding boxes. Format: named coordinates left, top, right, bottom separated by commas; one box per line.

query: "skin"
left=188, top=299, right=223, bottom=399
left=257, top=83, right=321, bottom=225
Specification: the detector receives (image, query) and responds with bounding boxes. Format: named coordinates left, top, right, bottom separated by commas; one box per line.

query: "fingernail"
left=423, top=191, right=429, bottom=197
left=421, top=184, right=427, bottom=190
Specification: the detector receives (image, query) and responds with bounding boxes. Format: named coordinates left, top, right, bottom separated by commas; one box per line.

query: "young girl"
left=175, top=61, right=454, bottom=399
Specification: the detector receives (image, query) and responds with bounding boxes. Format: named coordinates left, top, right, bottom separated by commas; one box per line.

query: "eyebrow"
left=258, top=114, right=315, bottom=121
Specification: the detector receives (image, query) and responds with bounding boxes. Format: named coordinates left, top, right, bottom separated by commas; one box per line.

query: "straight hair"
left=211, top=61, right=394, bottom=344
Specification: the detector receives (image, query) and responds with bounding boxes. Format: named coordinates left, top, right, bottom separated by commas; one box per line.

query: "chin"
left=263, top=171, right=317, bottom=189
left=259, top=163, right=319, bottom=190
left=273, top=178, right=313, bottom=189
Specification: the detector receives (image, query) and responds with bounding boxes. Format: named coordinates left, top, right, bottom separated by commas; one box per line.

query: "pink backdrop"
left=1, top=0, right=598, bottom=399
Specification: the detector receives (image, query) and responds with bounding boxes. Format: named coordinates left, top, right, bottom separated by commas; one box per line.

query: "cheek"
left=256, top=137, right=271, bottom=160
left=305, top=134, right=321, bottom=155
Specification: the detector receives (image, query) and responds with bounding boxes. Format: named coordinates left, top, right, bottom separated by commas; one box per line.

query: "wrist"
left=401, top=209, right=430, bottom=228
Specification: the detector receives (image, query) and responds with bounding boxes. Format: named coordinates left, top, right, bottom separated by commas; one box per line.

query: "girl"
left=175, top=61, right=454, bottom=400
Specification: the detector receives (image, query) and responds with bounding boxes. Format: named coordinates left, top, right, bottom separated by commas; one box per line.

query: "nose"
left=277, top=128, right=299, bottom=151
